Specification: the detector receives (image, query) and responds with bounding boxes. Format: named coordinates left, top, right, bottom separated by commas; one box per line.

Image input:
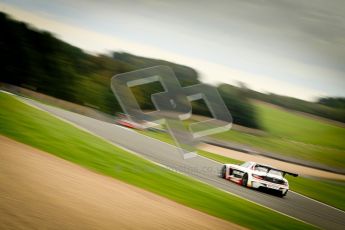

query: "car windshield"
left=254, top=165, right=269, bottom=173
left=240, top=162, right=251, bottom=168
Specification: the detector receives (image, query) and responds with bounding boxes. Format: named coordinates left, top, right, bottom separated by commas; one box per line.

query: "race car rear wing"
left=282, top=171, right=298, bottom=177
left=254, top=164, right=298, bottom=177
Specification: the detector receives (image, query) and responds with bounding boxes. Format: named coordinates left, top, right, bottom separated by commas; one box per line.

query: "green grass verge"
left=0, top=92, right=315, bottom=230
left=286, top=176, right=345, bottom=211
left=139, top=128, right=345, bottom=211
left=213, top=102, right=345, bottom=169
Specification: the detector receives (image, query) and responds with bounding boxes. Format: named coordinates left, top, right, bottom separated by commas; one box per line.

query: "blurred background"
left=1, top=0, right=345, bottom=169
left=1, top=1, right=345, bottom=229
left=0, top=0, right=345, bottom=169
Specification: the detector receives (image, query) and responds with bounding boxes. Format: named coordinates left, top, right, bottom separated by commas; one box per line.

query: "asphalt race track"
left=24, top=98, right=345, bottom=230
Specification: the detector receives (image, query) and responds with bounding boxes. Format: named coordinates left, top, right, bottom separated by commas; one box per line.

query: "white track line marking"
left=290, top=191, right=345, bottom=214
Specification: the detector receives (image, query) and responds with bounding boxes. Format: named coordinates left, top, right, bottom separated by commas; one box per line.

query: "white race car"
left=221, top=161, right=298, bottom=197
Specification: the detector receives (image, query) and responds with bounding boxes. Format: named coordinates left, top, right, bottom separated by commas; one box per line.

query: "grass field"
left=287, top=176, right=345, bottom=211
left=213, top=102, right=345, bottom=169
left=0, top=92, right=315, bottom=230
left=140, top=129, right=345, bottom=211
left=255, top=102, right=345, bottom=149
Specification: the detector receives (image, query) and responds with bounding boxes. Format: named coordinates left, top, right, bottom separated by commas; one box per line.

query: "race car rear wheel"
left=221, top=165, right=226, bottom=178
left=242, top=173, right=248, bottom=187
left=279, top=190, right=288, bottom=197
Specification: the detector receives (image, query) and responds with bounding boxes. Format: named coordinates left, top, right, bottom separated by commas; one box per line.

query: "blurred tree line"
left=1, top=12, right=343, bottom=128
left=318, top=97, right=345, bottom=110
left=0, top=12, right=260, bottom=128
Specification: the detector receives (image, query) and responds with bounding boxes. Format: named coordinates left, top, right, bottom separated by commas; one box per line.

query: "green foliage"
left=112, top=52, right=200, bottom=87
left=0, top=12, right=260, bottom=128
left=0, top=13, right=199, bottom=115
left=0, top=13, right=80, bottom=100
left=218, top=84, right=260, bottom=128
left=0, top=92, right=315, bottom=230
left=318, top=97, right=345, bottom=110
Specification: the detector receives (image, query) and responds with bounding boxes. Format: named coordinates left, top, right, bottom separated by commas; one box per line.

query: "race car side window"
left=240, top=162, right=251, bottom=168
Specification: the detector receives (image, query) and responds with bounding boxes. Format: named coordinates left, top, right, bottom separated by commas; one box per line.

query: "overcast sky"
left=1, top=0, right=345, bottom=101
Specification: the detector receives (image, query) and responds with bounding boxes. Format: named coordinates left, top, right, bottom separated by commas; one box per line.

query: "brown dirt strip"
left=0, top=135, right=245, bottom=230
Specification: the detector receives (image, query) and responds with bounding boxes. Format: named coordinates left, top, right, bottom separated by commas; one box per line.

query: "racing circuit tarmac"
left=24, top=98, right=345, bottom=230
